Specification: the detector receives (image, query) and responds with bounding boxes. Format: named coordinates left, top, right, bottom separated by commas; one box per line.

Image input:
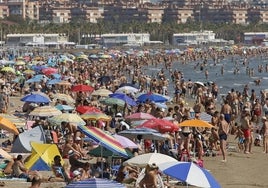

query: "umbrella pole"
left=101, top=145, right=104, bottom=178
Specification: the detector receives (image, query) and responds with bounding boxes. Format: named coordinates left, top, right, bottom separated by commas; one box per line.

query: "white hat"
left=68, top=150, right=74, bottom=156
left=262, top=116, right=267, bottom=120
left=75, top=136, right=82, bottom=141
left=73, top=170, right=81, bottom=176
left=116, top=113, right=122, bottom=117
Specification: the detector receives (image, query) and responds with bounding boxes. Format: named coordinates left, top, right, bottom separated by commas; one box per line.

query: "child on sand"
left=235, top=126, right=245, bottom=152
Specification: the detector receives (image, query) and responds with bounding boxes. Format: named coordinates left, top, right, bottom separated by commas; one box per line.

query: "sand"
left=1, top=96, right=268, bottom=188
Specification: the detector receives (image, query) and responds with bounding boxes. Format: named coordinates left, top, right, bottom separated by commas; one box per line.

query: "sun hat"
left=75, top=136, right=82, bottom=141
left=73, top=170, right=81, bottom=177
left=262, top=116, right=267, bottom=120
left=116, top=113, right=122, bottom=117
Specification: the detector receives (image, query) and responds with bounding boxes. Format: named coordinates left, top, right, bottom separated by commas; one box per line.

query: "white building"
left=173, top=31, right=216, bottom=46
left=6, top=33, right=75, bottom=48
left=101, top=33, right=150, bottom=47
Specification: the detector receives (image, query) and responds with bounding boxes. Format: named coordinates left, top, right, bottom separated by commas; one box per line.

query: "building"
left=172, top=30, right=231, bottom=46
left=101, top=33, right=150, bottom=47
left=6, top=33, right=75, bottom=48
left=244, top=32, right=268, bottom=45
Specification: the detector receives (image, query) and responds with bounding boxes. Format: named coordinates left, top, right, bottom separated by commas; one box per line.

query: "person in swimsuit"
left=218, top=114, right=229, bottom=162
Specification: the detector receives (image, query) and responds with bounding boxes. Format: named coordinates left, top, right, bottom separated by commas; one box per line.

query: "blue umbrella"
left=47, top=79, right=61, bottom=85
left=109, top=93, right=136, bottom=106
left=55, top=104, right=74, bottom=111
left=158, top=162, right=221, bottom=188
left=137, top=93, right=168, bottom=103
left=65, top=178, right=126, bottom=188
left=21, top=93, right=51, bottom=103
left=26, top=77, right=41, bottom=83
left=51, top=73, right=61, bottom=79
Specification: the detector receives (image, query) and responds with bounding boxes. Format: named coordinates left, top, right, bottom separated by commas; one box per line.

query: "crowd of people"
left=0, top=46, right=267, bottom=187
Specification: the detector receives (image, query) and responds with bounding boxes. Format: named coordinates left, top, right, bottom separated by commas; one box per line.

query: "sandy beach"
left=0, top=96, right=266, bottom=188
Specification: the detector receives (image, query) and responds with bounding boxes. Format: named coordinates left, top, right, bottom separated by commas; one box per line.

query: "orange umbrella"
left=0, top=116, right=19, bottom=135
left=179, top=119, right=213, bottom=128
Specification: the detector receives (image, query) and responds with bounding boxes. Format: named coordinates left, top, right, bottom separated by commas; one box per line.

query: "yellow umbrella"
left=91, top=88, right=113, bottom=97
left=15, top=60, right=26, bottom=66
left=179, top=119, right=213, bottom=128
left=1, top=67, right=15, bottom=74
left=0, top=116, right=19, bottom=135
left=48, top=113, right=86, bottom=126
left=23, top=69, right=35, bottom=75
left=80, top=112, right=111, bottom=121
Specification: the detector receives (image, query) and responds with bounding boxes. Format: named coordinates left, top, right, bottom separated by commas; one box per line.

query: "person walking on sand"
left=241, top=109, right=251, bottom=154
left=261, top=116, right=268, bottom=153
left=218, top=114, right=229, bottom=162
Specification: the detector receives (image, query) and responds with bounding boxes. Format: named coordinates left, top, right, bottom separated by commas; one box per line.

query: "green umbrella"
left=88, top=146, right=133, bottom=158
left=99, top=98, right=125, bottom=107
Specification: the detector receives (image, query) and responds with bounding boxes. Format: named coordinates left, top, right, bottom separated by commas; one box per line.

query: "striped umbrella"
left=29, top=106, right=62, bottom=117
left=65, top=178, right=126, bottom=188
left=78, top=125, right=129, bottom=158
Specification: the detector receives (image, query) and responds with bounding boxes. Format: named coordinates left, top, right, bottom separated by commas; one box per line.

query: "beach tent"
left=25, top=142, right=62, bottom=171
left=11, top=126, right=46, bottom=153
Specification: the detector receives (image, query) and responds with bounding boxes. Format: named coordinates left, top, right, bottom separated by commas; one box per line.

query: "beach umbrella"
left=48, top=113, right=86, bottom=126
left=115, top=86, right=139, bottom=94
left=0, top=116, right=19, bottom=135
left=55, top=104, right=74, bottom=112
left=158, top=161, right=221, bottom=188
left=78, top=125, right=129, bottom=158
left=1, top=67, right=15, bottom=74
left=76, top=106, right=102, bottom=114
left=0, top=113, right=25, bottom=128
left=29, top=106, right=62, bottom=117
left=123, top=153, right=178, bottom=169
left=26, top=77, right=42, bottom=84
left=71, top=84, right=94, bottom=92
left=15, top=60, right=26, bottom=66
left=179, top=119, right=214, bottom=128
left=88, top=146, right=133, bottom=158
left=113, top=134, right=138, bottom=149
left=56, top=80, right=72, bottom=86
left=109, top=93, right=137, bottom=106
left=52, top=93, right=75, bottom=104
left=91, top=88, right=113, bottom=97
left=0, top=148, right=12, bottom=160
left=119, top=83, right=139, bottom=89
left=21, top=93, right=51, bottom=103
left=125, top=112, right=156, bottom=121
left=23, top=69, right=35, bottom=75
left=97, top=76, right=114, bottom=84
left=47, top=78, right=61, bottom=85
left=65, top=178, right=126, bottom=188
left=99, top=97, right=125, bottom=107
left=118, top=128, right=166, bottom=141
left=130, top=120, right=147, bottom=127
left=42, top=67, right=58, bottom=75
left=137, top=118, right=179, bottom=133
left=137, top=92, right=168, bottom=103
left=80, top=112, right=111, bottom=121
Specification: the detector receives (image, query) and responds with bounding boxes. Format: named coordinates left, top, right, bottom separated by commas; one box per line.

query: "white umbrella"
left=115, top=86, right=139, bottom=94
left=123, top=153, right=178, bottom=169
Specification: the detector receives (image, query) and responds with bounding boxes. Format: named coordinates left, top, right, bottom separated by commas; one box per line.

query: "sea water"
left=142, top=54, right=268, bottom=99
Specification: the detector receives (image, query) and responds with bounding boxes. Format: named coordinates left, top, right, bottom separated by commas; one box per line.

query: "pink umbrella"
left=125, top=112, right=156, bottom=121
left=137, top=118, right=179, bottom=133
left=113, top=134, right=138, bottom=148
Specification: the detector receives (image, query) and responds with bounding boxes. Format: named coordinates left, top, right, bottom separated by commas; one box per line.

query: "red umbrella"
left=71, top=84, right=94, bottom=92
left=76, top=106, right=102, bottom=114
left=125, top=112, right=156, bottom=121
left=137, top=118, right=179, bottom=133
left=42, top=67, right=58, bottom=75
